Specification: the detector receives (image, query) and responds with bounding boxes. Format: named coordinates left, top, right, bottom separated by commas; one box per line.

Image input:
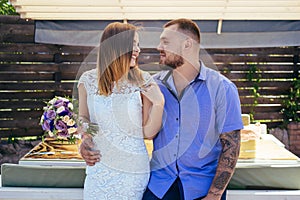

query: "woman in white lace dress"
left=78, top=22, right=164, bottom=200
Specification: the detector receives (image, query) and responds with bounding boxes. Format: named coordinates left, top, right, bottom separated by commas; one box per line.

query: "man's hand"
left=79, top=136, right=101, bottom=166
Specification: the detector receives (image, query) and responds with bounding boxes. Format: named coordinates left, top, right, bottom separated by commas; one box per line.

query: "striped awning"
left=10, top=0, right=300, bottom=20
left=9, top=0, right=300, bottom=48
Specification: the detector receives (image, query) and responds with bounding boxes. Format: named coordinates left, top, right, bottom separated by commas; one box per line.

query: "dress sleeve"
left=77, top=71, right=88, bottom=89
left=77, top=69, right=98, bottom=95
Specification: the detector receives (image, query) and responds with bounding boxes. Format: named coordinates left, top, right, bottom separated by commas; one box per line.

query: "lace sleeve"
left=77, top=68, right=98, bottom=95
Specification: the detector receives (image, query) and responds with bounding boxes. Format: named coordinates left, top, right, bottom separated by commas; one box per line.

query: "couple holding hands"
left=77, top=18, right=243, bottom=200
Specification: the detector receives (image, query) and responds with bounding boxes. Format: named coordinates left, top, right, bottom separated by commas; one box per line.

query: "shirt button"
left=174, top=154, right=177, bottom=157
left=176, top=118, right=179, bottom=121
left=175, top=135, right=179, bottom=138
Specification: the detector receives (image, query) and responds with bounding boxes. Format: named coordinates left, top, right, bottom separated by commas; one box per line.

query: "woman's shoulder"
left=77, top=68, right=98, bottom=93
left=78, top=68, right=97, bottom=83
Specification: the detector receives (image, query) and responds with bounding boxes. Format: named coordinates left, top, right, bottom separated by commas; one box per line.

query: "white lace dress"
left=78, top=69, right=152, bottom=200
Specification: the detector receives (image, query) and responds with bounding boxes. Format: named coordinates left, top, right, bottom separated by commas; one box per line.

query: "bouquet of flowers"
left=40, top=96, right=79, bottom=143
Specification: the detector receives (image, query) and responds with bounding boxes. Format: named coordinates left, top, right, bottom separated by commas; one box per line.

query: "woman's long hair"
left=97, top=22, right=143, bottom=96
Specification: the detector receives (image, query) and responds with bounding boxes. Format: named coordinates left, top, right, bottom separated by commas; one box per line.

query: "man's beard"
left=160, top=53, right=184, bottom=70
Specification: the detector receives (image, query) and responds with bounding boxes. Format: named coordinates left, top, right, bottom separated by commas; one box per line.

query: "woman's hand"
left=141, top=82, right=165, bottom=139
left=79, top=135, right=101, bottom=166
left=141, top=83, right=164, bottom=106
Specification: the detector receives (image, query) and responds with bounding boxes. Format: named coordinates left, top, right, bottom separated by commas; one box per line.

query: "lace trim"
left=77, top=68, right=98, bottom=96
left=78, top=69, right=154, bottom=96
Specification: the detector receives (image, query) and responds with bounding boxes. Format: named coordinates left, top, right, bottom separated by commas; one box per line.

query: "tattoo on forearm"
left=214, top=171, right=231, bottom=190
left=209, top=130, right=241, bottom=196
left=220, top=130, right=240, bottom=153
left=219, top=130, right=240, bottom=169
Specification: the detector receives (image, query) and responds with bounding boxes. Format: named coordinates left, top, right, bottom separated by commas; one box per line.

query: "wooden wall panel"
left=0, top=16, right=299, bottom=138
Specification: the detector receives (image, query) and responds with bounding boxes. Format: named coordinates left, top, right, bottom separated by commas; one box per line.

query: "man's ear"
left=184, top=38, right=193, bottom=49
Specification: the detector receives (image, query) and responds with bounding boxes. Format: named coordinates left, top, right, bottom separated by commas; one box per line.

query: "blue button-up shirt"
left=148, top=63, right=244, bottom=199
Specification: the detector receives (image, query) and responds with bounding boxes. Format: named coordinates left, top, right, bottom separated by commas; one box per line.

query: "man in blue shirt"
left=80, top=18, right=243, bottom=200
left=142, top=19, right=243, bottom=200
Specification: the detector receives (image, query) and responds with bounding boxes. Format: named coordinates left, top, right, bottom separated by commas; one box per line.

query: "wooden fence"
left=0, top=15, right=299, bottom=138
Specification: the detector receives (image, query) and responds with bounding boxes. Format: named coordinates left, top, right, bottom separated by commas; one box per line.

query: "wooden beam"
left=19, top=12, right=300, bottom=20
left=10, top=0, right=300, bottom=20
left=15, top=6, right=300, bottom=13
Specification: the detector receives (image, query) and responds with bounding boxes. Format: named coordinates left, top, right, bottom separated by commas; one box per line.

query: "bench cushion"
left=1, top=163, right=86, bottom=188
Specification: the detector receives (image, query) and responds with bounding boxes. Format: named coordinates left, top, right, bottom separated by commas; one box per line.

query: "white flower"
left=40, top=115, right=44, bottom=123
left=68, top=102, right=74, bottom=110
left=57, top=106, right=66, bottom=114
left=60, top=97, right=69, bottom=102
left=49, top=98, right=55, bottom=104
left=68, top=127, right=77, bottom=134
left=48, top=131, right=54, bottom=137
left=81, top=122, right=89, bottom=132
left=62, top=115, right=70, bottom=123
left=67, top=119, right=76, bottom=126
left=73, top=132, right=81, bottom=139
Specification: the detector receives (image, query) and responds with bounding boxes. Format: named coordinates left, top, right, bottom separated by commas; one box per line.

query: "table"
left=2, top=134, right=300, bottom=199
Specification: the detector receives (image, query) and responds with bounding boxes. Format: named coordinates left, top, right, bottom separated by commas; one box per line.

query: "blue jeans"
left=142, top=178, right=227, bottom=200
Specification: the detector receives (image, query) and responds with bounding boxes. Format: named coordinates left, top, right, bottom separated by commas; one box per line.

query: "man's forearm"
left=206, top=130, right=241, bottom=199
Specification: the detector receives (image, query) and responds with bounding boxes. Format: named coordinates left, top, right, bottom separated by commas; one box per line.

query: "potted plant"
left=281, top=78, right=300, bottom=126
left=281, top=78, right=300, bottom=156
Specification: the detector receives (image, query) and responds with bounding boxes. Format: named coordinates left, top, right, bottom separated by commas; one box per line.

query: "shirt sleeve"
left=218, top=81, right=244, bottom=133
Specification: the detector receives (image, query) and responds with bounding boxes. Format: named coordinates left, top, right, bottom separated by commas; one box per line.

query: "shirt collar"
left=157, top=61, right=208, bottom=84
left=195, top=61, right=207, bottom=81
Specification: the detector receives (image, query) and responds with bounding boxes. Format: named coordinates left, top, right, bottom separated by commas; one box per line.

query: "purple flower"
left=54, top=99, right=64, bottom=108
left=66, top=108, right=73, bottom=117
left=42, top=119, right=54, bottom=131
left=41, top=96, right=77, bottom=140
left=45, top=110, right=56, bottom=120
left=55, top=120, right=67, bottom=130
left=57, top=106, right=70, bottom=116
left=57, top=129, right=70, bottom=138
left=42, top=120, right=51, bottom=131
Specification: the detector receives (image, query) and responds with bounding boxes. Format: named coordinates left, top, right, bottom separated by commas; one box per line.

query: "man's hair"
left=164, top=18, right=200, bottom=43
